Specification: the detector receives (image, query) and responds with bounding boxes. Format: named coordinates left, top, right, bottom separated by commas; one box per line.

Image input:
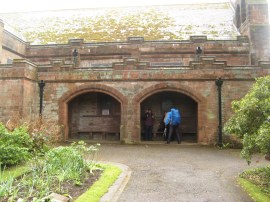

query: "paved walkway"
left=97, top=142, right=269, bottom=202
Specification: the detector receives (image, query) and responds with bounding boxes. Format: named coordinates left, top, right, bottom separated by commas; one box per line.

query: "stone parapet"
left=0, top=59, right=38, bottom=81
left=24, top=36, right=252, bottom=67
left=27, top=36, right=250, bottom=57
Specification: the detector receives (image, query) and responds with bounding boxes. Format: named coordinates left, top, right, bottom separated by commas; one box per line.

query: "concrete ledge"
left=100, top=162, right=132, bottom=202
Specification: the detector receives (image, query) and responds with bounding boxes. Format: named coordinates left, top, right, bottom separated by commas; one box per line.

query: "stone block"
left=43, top=193, right=70, bottom=202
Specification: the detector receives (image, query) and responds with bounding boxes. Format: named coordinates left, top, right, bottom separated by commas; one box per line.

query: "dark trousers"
left=145, top=125, right=153, bottom=140
left=167, top=124, right=182, bottom=144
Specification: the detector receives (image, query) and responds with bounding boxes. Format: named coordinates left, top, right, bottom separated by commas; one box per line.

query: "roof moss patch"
left=0, top=3, right=239, bottom=44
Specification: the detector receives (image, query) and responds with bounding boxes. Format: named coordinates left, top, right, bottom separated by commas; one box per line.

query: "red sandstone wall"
left=0, top=60, right=38, bottom=123
left=36, top=66, right=270, bottom=144
left=0, top=79, right=24, bottom=122
left=21, top=79, right=39, bottom=120
left=1, top=30, right=26, bottom=64
left=235, top=1, right=270, bottom=63
left=0, top=79, right=38, bottom=123
left=1, top=59, right=269, bottom=144
left=26, top=37, right=250, bottom=67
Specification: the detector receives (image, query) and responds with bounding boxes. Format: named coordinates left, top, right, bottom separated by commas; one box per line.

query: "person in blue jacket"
left=164, top=107, right=182, bottom=144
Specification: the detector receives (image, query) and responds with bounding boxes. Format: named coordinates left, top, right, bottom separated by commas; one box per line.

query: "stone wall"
left=0, top=1, right=270, bottom=144
left=27, top=36, right=250, bottom=67
left=35, top=60, right=270, bottom=144
left=0, top=16, right=27, bottom=64
left=0, top=59, right=38, bottom=123
left=235, top=0, right=270, bottom=63
left=1, top=47, right=269, bottom=144
left=1, top=30, right=26, bottom=64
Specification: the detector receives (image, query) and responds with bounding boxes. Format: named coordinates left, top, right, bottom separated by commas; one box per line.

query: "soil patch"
left=63, top=169, right=103, bottom=199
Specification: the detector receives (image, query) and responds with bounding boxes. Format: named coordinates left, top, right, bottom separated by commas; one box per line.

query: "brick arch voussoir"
left=133, top=83, right=204, bottom=104
left=59, top=84, right=127, bottom=105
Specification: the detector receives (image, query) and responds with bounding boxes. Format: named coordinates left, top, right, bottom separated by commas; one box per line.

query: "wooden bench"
left=77, top=131, right=119, bottom=140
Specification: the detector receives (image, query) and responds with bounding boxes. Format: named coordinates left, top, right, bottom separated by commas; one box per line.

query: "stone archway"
left=58, top=84, right=128, bottom=141
left=133, top=83, right=207, bottom=143
left=140, top=91, right=198, bottom=142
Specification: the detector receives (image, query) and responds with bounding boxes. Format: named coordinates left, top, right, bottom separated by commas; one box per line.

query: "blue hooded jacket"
left=164, top=108, right=181, bottom=126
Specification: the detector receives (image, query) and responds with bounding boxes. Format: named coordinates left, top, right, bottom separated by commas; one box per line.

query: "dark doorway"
left=68, top=92, right=120, bottom=141
left=141, top=91, right=197, bottom=142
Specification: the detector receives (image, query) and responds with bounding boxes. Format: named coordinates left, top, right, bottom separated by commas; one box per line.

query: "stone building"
left=0, top=0, right=269, bottom=144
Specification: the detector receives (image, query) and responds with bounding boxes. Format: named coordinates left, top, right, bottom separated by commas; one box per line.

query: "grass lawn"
left=238, top=178, right=270, bottom=202
left=238, top=166, right=270, bottom=202
left=75, top=163, right=122, bottom=202
left=0, top=164, right=30, bottom=182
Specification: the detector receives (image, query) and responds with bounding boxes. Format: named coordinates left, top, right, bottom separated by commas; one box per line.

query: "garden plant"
left=224, top=75, right=270, bottom=200
left=0, top=120, right=103, bottom=201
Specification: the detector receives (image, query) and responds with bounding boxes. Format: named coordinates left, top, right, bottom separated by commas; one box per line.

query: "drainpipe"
left=38, top=80, right=45, bottom=117
left=215, top=78, right=223, bottom=147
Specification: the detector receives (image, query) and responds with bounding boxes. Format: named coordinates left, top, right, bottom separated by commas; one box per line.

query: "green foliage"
left=0, top=118, right=62, bottom=167
left=0, top=142, right=100, bottom=201
left=0, top=146, right=30, bottom=167
left=239, top=166, right=270, bottom=198
left=45, top=145, right=87, bottom=181
left=0, top=123, right=33, bottom=166
left=224, top=76, right=270, bottom=163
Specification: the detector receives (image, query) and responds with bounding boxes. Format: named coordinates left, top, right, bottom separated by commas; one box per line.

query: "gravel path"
left=97, top=143, right=269, bottom=202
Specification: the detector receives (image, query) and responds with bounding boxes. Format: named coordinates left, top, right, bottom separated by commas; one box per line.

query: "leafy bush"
left=0, top=146, right=30, bottom=166
left=6, top=117, right=63, bottom=150
left=224, top=76, right=270, bottom=163
left=0, top=117, right=63, bottom=167
left=0, top=118, right=61, bottom=166
left=0, top=123, right=33, bottom=166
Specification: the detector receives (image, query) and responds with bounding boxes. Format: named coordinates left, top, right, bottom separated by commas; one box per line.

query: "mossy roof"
left=0, top=3, right=239, bottom=45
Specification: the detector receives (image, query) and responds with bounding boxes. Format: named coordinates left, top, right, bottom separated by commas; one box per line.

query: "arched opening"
left=68, top=92, right=121, bottom=141
left=140, top=91, right=197, bottom=143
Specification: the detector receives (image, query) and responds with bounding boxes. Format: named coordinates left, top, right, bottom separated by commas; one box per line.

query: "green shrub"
left=224, top=76, right=270, bottom=163
left=0, top=146, right=30, bottom=166
left=0, top=123, right=33, bottom=166
left=0, top=119, right=57, bottom=167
